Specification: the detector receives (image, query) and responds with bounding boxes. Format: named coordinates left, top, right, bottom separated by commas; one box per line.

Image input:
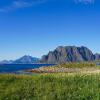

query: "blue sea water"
left=0, top=64, right=54, bottom=74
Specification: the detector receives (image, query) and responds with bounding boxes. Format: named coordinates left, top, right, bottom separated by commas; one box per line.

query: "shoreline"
left=26, top=66, right=100, bottom=74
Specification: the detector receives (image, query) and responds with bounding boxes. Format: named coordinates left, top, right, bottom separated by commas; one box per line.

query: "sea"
left=0, top=64, right=54, bottom=74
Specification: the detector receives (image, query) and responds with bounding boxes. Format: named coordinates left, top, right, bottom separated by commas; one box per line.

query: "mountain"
left=40, top=46, right=96, bottom=64
left=13, top=55, right=39, bottom=64
left=1, top=46, right=100, bottom=64
left=0, top=60, right=13, bottom=64
left=94, top=53, right=100, bottom=61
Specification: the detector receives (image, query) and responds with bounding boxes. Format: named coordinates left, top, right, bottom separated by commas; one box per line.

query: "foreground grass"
left=0, top=73, right=100, bottom=100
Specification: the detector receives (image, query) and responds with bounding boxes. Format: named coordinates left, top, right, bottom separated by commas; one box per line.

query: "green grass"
left=0, top=73, right=100, bottom=100
left=54, top=62, right=96, bottom=68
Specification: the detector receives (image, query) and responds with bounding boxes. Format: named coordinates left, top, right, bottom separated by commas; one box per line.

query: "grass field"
left=0, top=73, right=100, bottom=100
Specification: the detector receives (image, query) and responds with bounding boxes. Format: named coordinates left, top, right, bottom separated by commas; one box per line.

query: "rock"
left=40, top=46, right=95, bottom=64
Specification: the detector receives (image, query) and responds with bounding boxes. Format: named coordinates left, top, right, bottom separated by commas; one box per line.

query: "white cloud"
left=74, top=0, right=95, bottom=4
left=12, top=1, right=32, bottom=8
left=0, top=0, right=95, bottom=13
left=0, top=0, right=46, bottom=12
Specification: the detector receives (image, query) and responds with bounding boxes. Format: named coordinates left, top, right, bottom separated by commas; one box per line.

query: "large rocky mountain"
left=40, top=46, right=100, bottom=64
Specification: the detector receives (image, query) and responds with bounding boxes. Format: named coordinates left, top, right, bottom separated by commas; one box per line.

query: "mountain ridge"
left=0, top=55, right=39, bottom=64
left=0, top=46, right=100, bottom=64
left=13, top=55, right=39, bottom=64
left=40, top=46, right=100, bottom=64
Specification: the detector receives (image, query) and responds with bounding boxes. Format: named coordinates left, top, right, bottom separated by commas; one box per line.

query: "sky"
left=0, top=0, right=100, bottom=60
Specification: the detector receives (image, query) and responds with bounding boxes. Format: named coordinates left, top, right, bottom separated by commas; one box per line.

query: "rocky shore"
left=26, top=66, right=100, bottom=74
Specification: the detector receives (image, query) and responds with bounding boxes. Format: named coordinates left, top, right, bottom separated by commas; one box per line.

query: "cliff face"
left=40, top=46, right=95, bottom=64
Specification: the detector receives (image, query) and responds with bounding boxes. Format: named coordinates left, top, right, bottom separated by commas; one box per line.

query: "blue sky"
left=0, top=0, right=100, bottom=60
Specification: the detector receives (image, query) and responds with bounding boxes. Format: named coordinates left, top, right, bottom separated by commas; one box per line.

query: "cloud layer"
left=75, top=0, right=95, bottom=4
left=0, top=0, right=95, bottom=13
left=0, top=0, right=46, bottom=12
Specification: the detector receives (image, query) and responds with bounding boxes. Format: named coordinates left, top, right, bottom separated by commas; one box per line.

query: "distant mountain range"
left=0, top=60, right=13, bottom=64
left=0, top=46, right=100, bottom=64
left=13, top=55, right=39, bottom=64
left=40, top=46, right=100, bottom=64
left=0, top=55, right=39, bottom=64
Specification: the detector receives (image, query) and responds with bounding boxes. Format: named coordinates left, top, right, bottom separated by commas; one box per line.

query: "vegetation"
left=26, top=62, right=100, bottom=73
left=54, top=62, right=96, bottom=68
left=0, top=73, right=100, bottom=100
